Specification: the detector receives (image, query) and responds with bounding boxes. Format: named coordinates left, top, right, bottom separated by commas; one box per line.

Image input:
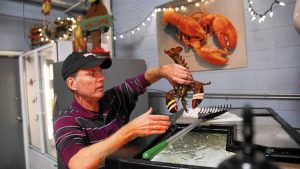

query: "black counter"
left=105, top=107, right=300, bottom=169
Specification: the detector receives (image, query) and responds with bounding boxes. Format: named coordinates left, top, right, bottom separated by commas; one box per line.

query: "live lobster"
left=163, top=10, right=237, bottom=66
left=164, top=46, right=211, bottom=113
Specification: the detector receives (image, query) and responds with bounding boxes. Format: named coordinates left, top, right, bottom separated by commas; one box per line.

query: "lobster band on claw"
left=166, top=99, right=178, bottom=113
left=192, top=93, right=204, bottom=100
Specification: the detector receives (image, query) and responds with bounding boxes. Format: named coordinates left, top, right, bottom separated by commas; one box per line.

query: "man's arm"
left=144, top=64, right=193, bottom=85
left=68, top=121, right=133, bottom=169
left=68, top=108, right=170, bottom=169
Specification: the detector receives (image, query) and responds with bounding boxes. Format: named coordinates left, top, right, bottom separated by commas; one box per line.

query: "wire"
left=22, top=0, right=30, bottom=48
left=247, top=0, right=285, bottom=23
left=148, top=89, right=167, bottom=93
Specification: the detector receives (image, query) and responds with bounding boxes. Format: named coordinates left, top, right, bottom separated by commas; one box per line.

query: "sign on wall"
left=157, top=0, right=247, bottom=71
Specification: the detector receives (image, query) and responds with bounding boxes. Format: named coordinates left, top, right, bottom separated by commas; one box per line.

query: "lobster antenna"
left=176, top=97, right=181, bottom=104
left=203, top=81, right=211, bottom=85
left=148, top=89, right=167, bottom=93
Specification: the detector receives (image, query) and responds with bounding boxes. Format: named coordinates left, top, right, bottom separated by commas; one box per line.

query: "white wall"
left=112, top=0, right=300, bottom=128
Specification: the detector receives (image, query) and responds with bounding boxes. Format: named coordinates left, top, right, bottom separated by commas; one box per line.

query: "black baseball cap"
left=61, top=52, right=112, bottom=80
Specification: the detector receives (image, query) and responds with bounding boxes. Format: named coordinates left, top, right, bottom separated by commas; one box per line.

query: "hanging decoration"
left=83, top=0, right=111, bottom=56
left=247, top=0, right=285, bottom=23
left=30, top=26, right=51, bottom=49
left=29, top=17, right=76, bottom=49
left=41, top=0, right=52, bottom=15
left=72, top=15, right=87, bottom=52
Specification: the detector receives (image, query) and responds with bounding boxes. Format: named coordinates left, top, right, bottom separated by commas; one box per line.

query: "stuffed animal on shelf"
left=85, top=0, right=110, bottom=56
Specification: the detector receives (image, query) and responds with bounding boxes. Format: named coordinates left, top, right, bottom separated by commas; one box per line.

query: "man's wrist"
left=157, top=65, right=164, bottom=79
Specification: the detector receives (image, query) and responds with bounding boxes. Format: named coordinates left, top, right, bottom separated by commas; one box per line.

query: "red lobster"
left=163, top=10, right=237, bottom=66
left=164, top=46, right=211, bottom=113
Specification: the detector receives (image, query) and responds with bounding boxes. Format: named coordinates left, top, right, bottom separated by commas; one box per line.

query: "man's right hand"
left=126, top=107, right=171, bottom=137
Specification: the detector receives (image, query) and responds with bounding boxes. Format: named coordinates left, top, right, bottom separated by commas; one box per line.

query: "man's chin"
left=95, top=92, right=104, bottom=99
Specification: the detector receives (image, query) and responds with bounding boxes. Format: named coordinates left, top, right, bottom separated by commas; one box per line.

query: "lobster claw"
left=167, top=99, right=178, bottom=113
left=190, top=40, right=229, bottom=66
left=212, top=14, right=237, bottom=50
left=166, top=92, right=178, bottom=113
left=197, top=45, right=229, bottom=65
left=192, top=93, right=204, bottom=109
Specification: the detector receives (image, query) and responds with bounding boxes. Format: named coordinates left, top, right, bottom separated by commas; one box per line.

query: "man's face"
left=68, top=66, right=105, bottom=101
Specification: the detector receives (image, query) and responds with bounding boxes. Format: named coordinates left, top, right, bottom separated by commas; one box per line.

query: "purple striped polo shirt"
left=53, top=73, right=150, bottom=169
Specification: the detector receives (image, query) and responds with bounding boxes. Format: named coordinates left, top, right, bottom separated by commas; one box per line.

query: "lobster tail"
left=162, top=11, right=206, bottom=39
left=164, top=47, right=189, bottom=68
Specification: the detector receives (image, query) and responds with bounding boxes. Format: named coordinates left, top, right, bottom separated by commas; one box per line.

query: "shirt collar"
left=71, top=98, right=101, bottom=119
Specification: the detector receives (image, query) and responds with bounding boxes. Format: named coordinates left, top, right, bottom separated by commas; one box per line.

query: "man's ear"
left=66, top=77, right=77, bottom=91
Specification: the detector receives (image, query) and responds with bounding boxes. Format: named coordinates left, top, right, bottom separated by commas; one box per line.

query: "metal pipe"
left=148, top=92, right=300, bottom=100
left=64, top=1, right=82, bottom=14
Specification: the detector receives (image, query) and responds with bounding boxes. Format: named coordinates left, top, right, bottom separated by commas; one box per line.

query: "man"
left=54, top=52, right=193, bottom=169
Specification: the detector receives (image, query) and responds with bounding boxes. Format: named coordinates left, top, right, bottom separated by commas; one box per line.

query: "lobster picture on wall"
left=157, top=0, right=247, bottom=71
left=163, top=10, right=237, bottom=66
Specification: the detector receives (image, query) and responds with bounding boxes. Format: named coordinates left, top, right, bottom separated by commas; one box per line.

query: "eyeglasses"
left=75, top=69, right=104, bottom=79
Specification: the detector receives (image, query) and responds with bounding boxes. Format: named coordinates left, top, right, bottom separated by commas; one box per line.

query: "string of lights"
left=247, top=0, right=285, bottom=23
left=106, top=0, right=206, bottom=41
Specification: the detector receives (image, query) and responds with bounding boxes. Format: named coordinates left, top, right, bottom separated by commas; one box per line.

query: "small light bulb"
left=147, top=17, right=150, bottom=21
left=251, top=16, right=256, bottom=21
left=120, top=35, right=123, bottom=39
left=195, top=3, right=200, bottom=7
left=131, top=30, right=135, bottom=34
left=113, top=36, right=116, bottom=40
left=137, top=27, right=140, bottom=31
left=269, top=11, right=273, bottom=17
left=249, top=1, right=253, bottom=5
left=248, top=7, right=251, bottom=12
left=175, top=7, right=179, bottom=11
left=106, top=36, right=110, bottom=40
left=142, top=22, right=145, bottom=26
left=279, top=2, right=285, bottom=6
